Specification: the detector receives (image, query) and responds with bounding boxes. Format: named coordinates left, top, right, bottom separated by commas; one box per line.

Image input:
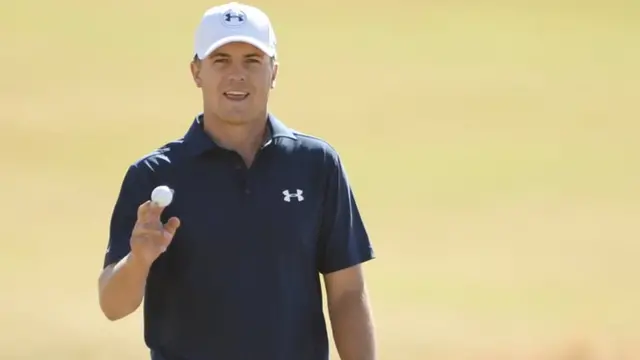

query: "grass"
left=1, top=0, right=639, bottom=358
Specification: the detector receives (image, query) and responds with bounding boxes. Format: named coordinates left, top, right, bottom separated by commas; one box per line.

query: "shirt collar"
left=183, top=113, right=296, bottom=156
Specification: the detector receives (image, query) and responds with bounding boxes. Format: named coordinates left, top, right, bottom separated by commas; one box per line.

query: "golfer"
left=98, top=2, right=376, bottom=360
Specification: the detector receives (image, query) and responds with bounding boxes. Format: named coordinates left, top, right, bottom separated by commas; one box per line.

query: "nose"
left=228, top=72, right=246, bottom=82
left=227, top=63, right=247, bottom=82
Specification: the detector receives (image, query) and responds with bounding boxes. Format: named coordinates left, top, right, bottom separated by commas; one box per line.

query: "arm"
left=325, top=265, right=376, bottom=360
left=317, top=151, right=376, bottom=360
left=99, top=253, right=151, bottom=321
left=98, top=164, right=151, bottom=321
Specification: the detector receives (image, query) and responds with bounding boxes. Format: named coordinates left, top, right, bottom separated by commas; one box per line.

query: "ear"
left=190, top=60, right=202, bottom=88
left=270, top=61, right=279, bottom=89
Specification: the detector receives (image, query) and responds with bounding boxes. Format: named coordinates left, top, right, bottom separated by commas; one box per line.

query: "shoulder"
left=110, top=139, right=192, bottom=204
left=288, top=129, right=342, bottom=171
left=123, top=138, right=193, bottom=183
left=131, top=138, right=191, bottom=172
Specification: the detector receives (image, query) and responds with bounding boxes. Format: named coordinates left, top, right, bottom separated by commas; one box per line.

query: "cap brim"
left=197, top=35, right=276, bottom=59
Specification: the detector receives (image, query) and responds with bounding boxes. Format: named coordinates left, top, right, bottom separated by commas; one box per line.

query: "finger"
left=136, top=200, right=166, bottom=223
left=163, top=217, right=181, bottom=237
left=146, top=201, right=166, bottom=221
left=136, top=201, right=152, bottom=221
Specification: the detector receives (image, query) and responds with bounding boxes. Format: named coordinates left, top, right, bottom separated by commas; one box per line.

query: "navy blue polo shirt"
left=103, top=114, right=374, bottom=360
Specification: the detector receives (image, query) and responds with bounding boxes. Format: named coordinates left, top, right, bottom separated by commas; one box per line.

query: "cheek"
left=252, top=74, right=273, bottom=94
left=200, top=77, right=219, bottom=90
left=198, top=69, right=221, bottom=89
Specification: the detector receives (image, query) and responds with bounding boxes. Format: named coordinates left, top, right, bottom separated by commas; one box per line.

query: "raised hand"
left=129, top=201, right=180, bottom=267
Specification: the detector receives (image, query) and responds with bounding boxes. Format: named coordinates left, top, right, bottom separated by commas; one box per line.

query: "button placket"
left=243, top=146, right=270, bottom=196
left=243, top=165, right=252, bottom=195
left=229, top=152, right=250, bottom=195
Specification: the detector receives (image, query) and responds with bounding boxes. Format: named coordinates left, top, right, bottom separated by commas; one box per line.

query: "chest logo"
left=283, top=189, right=304, bottom=202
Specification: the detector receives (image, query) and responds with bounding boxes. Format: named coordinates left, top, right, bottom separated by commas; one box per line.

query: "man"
left=98, top=2, right=376, bottom=360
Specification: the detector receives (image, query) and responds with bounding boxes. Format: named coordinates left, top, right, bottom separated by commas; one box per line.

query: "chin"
left=222, top=117, right=251, bottom=125
left=218, top=112, right=257, bottom=125
left=218, top=106, right=265, bottom=123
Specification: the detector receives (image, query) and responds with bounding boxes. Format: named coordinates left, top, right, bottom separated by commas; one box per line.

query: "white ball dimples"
left=151, top=185, right=174, bottom=207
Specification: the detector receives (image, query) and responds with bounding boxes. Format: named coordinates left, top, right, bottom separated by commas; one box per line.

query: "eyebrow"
left=210, top=52, right=263, bottom=59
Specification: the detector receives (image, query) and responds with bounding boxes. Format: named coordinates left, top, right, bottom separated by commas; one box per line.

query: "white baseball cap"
left=194, top=2, right=277, bottom=60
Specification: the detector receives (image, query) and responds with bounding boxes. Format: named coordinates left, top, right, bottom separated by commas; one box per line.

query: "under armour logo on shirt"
left=283, top=189, right=304, bottom=202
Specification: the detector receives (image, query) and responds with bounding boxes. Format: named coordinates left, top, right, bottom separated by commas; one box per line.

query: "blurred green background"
left=1, top=0, right=639, bottom=359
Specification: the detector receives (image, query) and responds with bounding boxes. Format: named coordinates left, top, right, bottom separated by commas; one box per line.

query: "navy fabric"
left=104, top=114, right=374, bottom=360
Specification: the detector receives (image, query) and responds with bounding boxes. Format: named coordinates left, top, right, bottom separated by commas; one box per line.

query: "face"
left=190, top=42, right=278, bottom=125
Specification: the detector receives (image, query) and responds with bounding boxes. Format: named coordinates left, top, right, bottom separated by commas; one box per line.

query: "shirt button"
left=245, top=188, right=251, bottom=195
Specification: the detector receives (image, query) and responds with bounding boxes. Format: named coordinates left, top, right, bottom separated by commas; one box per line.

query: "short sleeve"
left=103, top=164, right=152, bottom=268
left=317, top=152, right=375, bottom=274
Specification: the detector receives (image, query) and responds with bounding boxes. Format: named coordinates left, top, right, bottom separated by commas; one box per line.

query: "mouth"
left=224, top=91, right=249, bottom=101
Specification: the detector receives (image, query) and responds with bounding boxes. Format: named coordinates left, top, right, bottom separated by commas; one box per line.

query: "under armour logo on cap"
left=222, top=8, right=246, bottom=27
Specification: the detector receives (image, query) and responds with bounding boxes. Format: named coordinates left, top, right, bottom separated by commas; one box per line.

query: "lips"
left=224, top=91, right=249, bottom=101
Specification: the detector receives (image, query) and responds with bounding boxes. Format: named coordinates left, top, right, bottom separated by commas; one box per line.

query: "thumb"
left=163, top=217, right=181, bottom=237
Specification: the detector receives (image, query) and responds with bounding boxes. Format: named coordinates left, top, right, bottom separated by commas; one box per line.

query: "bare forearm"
left=98, top=253, right=150, bottom=321
left=329, top=290, right=376, bottom=360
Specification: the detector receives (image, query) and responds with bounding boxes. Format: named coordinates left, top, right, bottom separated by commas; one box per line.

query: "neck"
left=201, top=112, right=269, bottom=166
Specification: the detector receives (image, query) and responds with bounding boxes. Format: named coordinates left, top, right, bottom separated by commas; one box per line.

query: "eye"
left=246, top=58, right=261, bottom=64
left=213, top=58, right=229, bottom=64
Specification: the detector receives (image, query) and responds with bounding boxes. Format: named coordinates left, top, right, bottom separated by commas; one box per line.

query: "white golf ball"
left=151, top=185, right=174, bottom=207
